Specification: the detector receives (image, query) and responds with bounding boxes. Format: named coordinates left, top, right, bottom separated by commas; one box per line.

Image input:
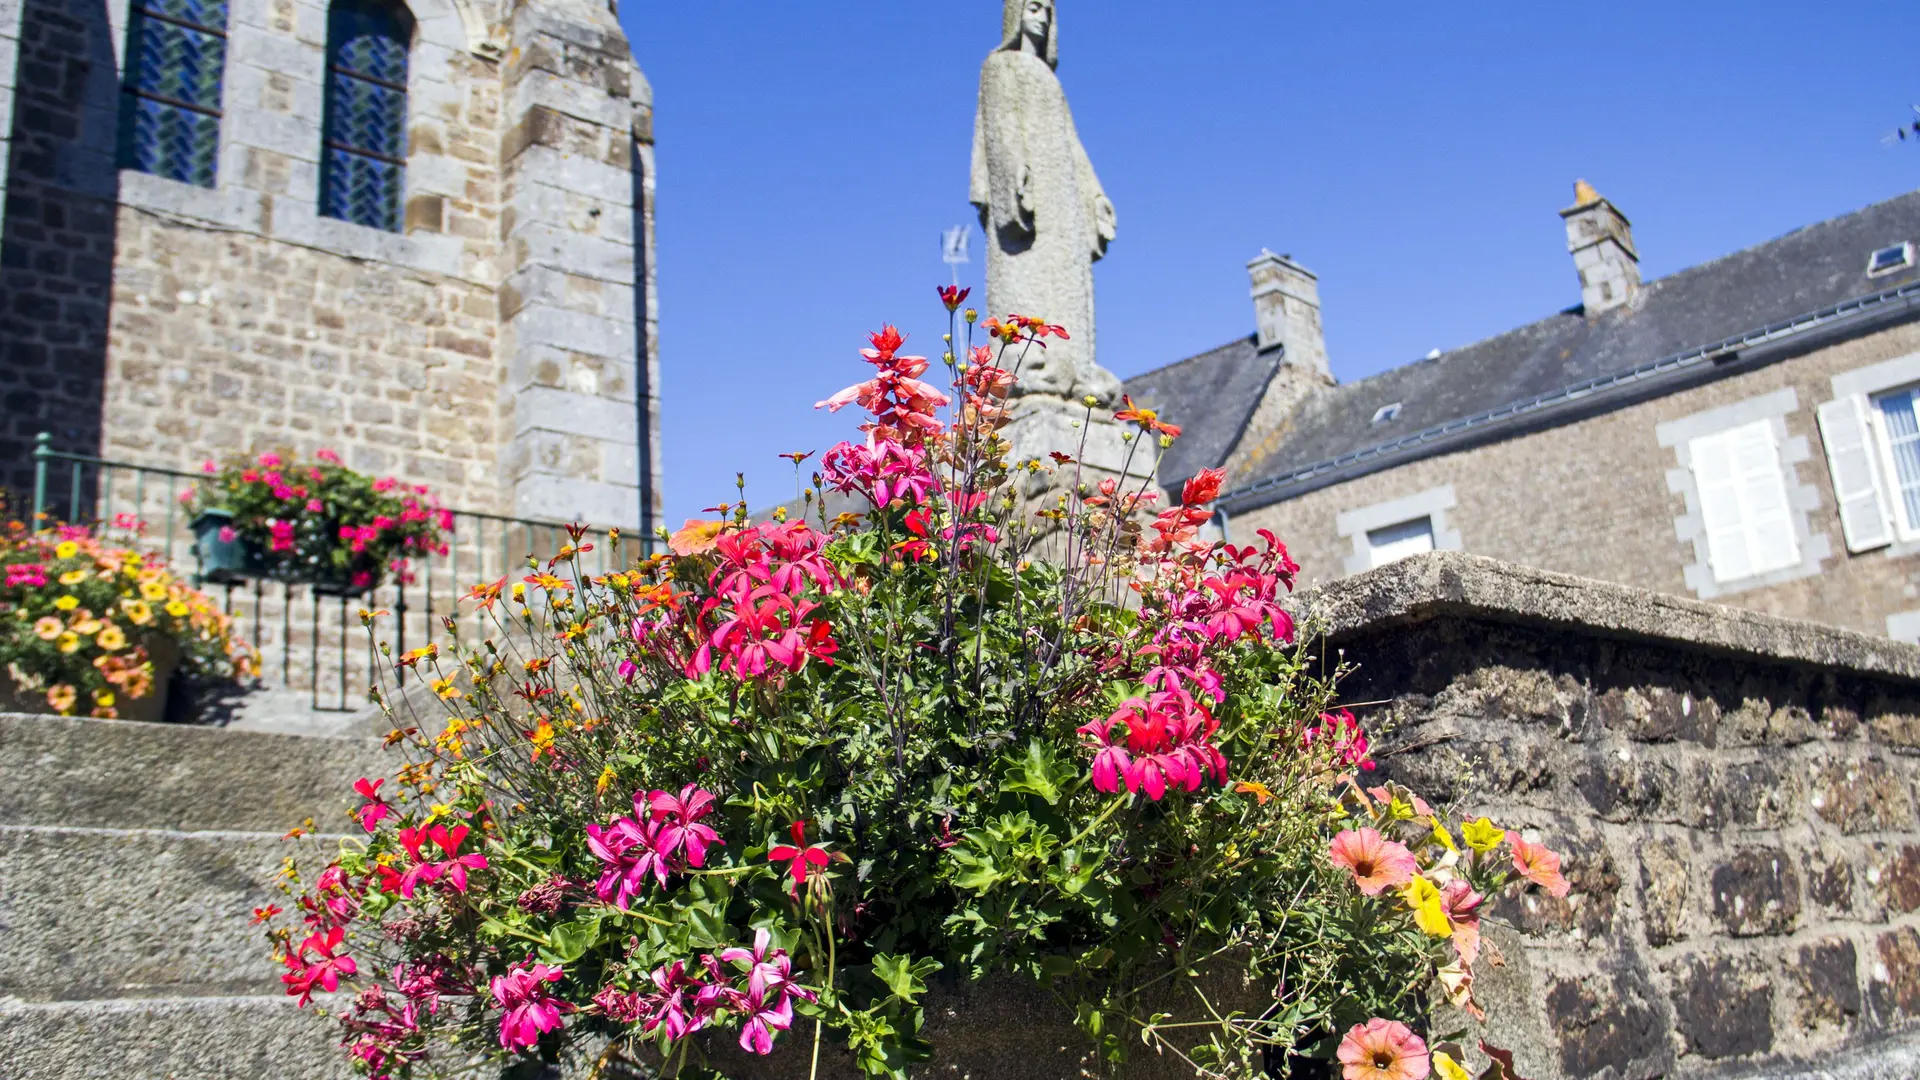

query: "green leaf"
left=999, top=740, right=1066, bottom=805
left=544, top=916, right=602, bottom=963
left=872, top=953, right=942, bottom=1004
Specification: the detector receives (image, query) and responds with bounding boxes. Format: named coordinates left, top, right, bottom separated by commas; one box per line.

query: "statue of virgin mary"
left=970, top=0, right=1121, bottom=404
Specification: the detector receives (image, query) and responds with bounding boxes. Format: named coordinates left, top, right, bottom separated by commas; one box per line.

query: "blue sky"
left=622, top=2, right=1920, bottom=524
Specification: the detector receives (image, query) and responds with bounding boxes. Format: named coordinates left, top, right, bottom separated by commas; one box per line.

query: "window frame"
left=1867, top=382, right=1920, bottom=543
left=1869, top=242, right=1915, bottom=278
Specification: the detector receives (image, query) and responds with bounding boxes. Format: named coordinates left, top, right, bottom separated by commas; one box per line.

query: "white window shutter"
left=1816, top=395, right=1894, bottom=552
left=1729, top=421, right=1799, bottom=575
left=1690, top=430, right=1751, bottom=582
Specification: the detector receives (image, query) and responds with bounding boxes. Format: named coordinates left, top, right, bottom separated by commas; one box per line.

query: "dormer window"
left=1371, top=402, right=1403, bottom=425
left=1869, top=242, right=1913, bottom=277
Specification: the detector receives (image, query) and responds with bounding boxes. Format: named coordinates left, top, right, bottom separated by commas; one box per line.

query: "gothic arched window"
left=319, top=0, right=413, bottom=231
left=118, top=0, right=229, bottom=186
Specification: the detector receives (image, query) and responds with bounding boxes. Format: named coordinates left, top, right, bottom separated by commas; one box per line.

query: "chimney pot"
left=1247, top=249, right=1329, bottom=377
left=1558, top=179, right=1640, bottom=316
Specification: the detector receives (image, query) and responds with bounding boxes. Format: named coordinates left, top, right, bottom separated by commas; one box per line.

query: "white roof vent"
left=1371, top=402, right=1403, bottom=425
left=1869, top=242, right=1913, bottom=277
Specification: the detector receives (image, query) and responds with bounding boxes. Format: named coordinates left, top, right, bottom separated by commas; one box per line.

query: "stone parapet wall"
left=1308, top=553, right=1920, bottom=1079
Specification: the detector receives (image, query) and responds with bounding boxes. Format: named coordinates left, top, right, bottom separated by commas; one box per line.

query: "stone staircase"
left=0, top=712, right=385, bottom=1079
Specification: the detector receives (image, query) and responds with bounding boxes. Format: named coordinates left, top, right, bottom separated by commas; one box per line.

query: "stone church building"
left=0, top=0, right=661, bottom=531
left=1129, top=182, right=1920, bottom=642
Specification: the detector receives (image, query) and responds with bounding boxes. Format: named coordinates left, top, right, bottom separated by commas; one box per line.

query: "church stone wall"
left=1232, top=316, right=1920, bottom=640
left=0, top=0, right=661, bottom=529
left=102, top=211, right=508, bottom=510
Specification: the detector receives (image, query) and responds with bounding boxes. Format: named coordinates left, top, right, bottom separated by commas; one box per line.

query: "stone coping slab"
left=1298, top=551, right=1920, bottom=682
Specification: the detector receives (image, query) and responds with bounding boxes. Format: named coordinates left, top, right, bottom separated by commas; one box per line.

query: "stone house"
left=1126, top=182, right=1920, bottom=642
left=0, top=0, right=660, bottom=531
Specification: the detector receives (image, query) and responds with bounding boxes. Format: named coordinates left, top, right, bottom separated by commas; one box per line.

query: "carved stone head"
left=999, top=0, right=1058, bottom=68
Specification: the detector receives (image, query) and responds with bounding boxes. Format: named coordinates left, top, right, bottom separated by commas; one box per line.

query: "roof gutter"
left=1217, top=278, right=1920, bottom=515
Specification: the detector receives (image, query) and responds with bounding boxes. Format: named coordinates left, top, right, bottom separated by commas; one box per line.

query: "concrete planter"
left=679, top=970, right=1272, bottom=1080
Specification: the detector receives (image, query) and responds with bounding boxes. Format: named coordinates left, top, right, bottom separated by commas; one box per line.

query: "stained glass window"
left=118, top=0, right=229, bottom=186
left=320, top=0, right=413, bottom=231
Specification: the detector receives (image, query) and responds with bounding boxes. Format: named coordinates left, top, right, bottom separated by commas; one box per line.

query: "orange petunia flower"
left=1337, top=1018, right=1430, bottom=1080
left=1328, top=827, right=1417, bottom=896
left=1510, top=835, right=1571, bottom=897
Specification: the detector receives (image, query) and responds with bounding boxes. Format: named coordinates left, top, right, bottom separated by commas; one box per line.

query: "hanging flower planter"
left=185, top=450, right=452, bottom=594
left=190, top=508, right=266, bottom=586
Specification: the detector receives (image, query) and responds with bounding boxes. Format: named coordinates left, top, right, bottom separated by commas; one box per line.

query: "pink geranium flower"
left=1328, top=828, right=1417, bottom=896
left=352, top=778, right=390, bottom=833
left=490, top=960, right=570, bottom=1051
left=647, top=784, right=723, bottom=867
left=282, top=925, right=357, bottom=1005
left=1337, top=1018, right=1430, bottom=1080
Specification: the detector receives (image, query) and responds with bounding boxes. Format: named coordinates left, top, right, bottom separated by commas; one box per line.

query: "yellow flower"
left=1460, top=817, right=1506, bottom=852
left=165, top=600, right=189, bottom=618
left=430, top=676, right=461, bottom=700
left=427, top=802, right=453, bottom=821
left=139, top=581, right=168, bottom=602
left=55, top=631, right=81, bottom=654
left=54, top=541, right=78, bottom=559
left=93, top=690, right=116, bottom=707
left=528, top=719, right=555, bottom=758
left=96, top=625, right=126, bottom=650
left=596, top=764, right=617, bottom=795
left=46, top=684, right=76, bottom=713
left=58, top=569, right=87, bottom=586
left=32, top=616, right=62, bottom=640
left=121, top=599, right=153, bottom=625
left=72, top=615, right=102, bottom=635
left=1402, top=875, right=1452, bottom=938
left=53, top=595, right=79, bottom=612
left=1433, top=1052, right=1472, bottom=1080
left=1429, top=817, right=1459, bottom=853
left=1233, top=780, right=1274, bottom=805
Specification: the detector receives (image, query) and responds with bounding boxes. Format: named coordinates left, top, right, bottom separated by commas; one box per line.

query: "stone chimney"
left=1223, top=250, right=1336, bottom=480
left=1559, top=179, right=1640, bottom=316
left=1248, top=249, right=1329, bottom=377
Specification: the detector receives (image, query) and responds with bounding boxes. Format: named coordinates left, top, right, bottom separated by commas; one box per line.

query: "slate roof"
left=1118, top=334, right=1275, bottom=488
left=1125, top=189, right=1920, bottom=512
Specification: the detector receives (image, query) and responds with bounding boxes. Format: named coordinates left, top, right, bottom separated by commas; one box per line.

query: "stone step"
left=0, top=824, right=345, bottom=1002
left=0, top=994, right=350, bottom=1080
left=0, top=711, right=389, bottom=832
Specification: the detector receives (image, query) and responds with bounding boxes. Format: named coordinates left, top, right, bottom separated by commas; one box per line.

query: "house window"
left=118, top=0, right=228, bottom=186
left=320, top=0, right=412, bottom=231
left=1364, top=517, right=1434, bottom=568
left=1870, top=242, right=1914, bottom=277
left=1872, top=385, right=1920, bottom=534
left=1687, top=419, right=1801, bottom=583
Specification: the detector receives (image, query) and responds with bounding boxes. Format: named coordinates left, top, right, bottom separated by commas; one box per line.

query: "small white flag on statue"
left=941, top=226, right=970, bottom=266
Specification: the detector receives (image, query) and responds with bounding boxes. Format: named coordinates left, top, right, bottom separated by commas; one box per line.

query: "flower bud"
left=964, top=309, right=977, bottom=323
left=1082, top=395, right=1099, bottom=408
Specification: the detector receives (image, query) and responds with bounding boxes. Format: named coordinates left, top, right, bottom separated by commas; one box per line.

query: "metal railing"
left=27, top=434, right=641, bottom=714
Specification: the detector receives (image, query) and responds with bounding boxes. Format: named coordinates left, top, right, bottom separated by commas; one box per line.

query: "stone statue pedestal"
left=1003, top=395, right=1158, bottom=528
